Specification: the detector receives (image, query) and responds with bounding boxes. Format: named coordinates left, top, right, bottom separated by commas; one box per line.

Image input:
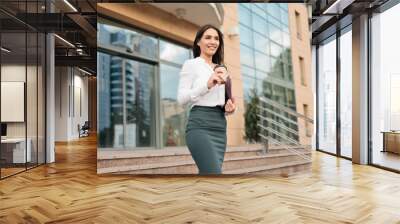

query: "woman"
left=177, top=24, right=236, bottom=175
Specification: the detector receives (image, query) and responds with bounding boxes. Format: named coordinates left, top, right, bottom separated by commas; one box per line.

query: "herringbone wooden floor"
left=1, top=135, right=400, bottom=224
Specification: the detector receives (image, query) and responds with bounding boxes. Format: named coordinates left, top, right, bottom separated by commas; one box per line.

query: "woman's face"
left=197, top=28, right=220, bottom=58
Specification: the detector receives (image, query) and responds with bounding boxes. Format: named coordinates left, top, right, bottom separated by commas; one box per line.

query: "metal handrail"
left=257, top=106, right=299, bottom=126
left=256, top=96, right=313, bottom=163
left=258, top=132, right=310, bottom=162
left=257, top=124, right=299, bottom=146
left=257, top=114, right=299, bottom=137
left=259, top=97, right=314, bottom=124
left=266, top=137, right=311, bottom=162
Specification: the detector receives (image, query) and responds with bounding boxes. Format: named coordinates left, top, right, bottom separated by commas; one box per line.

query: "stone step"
left=98, top=151, right=311, bottom=174
left=97, top=146, right=311, bottom=169
left=224, top=160, right=311, bottom=175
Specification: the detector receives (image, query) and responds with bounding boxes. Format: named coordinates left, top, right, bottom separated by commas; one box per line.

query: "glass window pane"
left=279, top=3, right=288, bottom=11
left=280, top=8, right=289, bottom=25
left=371, top=5, right=400, bottom=171
left=256, top=70, right=268, bottom=85
left=270, top=42, right=283, bottom=58
left=238, top=5, right=251, bottom=26
left=267, top=4, right=281, bottom=21
left=268, top=14, right=282, bottom=28
left=256, top=70, right=267, bottom=80
left=1, top=32, right=27, bottom=177
left=252, top=4, right=267, bottom=19
left=98, top=53, right=124, bottom=148
left=241, top=3, right=251, bottom=10
left=27, top=32, right=38, bottom=168
left=252, top=14, right=267, bottom=36
left=255, top=51, right=270, bottom=73
left=254, top=32, right=269, bottom=55
left=98, top=53, right=156, bottom=149
left=239, top=25, right=253, bottom=48
left=272, top=85, right=287, bottom=105
left=263, top=81, right=273, bottom=98
left=318, top=37, right=337, bottom=154
left=282, top=32, right=290, bottom=48
left=240, top=44, right=254, bottom=67
left=125, top=60, right=155, bottom=147
left=38, top=33, right=46, bottom=165
left=340, top=30, right=352, bottom=158
left=269, top=23, right=282, bottom=44
left=270, top=59, right=284, bottom=79
left=242, top=75, right=257, bottom=102
left=241, top=65, right=255, bottom=79
left=159, top=40, right=190, bottom=65
left=98, top=22, right=158, bottom=59
left=160, top=64, right=188, bottom=147
left=281, top=48, right=291, bottom=64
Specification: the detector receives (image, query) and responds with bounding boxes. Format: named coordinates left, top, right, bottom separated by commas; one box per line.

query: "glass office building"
left=238, top=3, right=299, bottom=142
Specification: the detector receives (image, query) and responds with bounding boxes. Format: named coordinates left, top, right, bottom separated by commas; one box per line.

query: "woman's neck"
left=200, top=54, right=213, bottom=65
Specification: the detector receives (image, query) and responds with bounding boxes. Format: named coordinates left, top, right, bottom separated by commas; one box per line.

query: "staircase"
left=97, top=144, right=311, bottom=175
left=97, top=96, right=314, bottom=176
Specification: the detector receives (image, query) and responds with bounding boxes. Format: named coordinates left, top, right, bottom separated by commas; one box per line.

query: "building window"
left=98, top=19, right=191, bottom=149
left=295, top=11, right=302, bottom=40
left=339, top=28, right=352, bottom=158
left=299, top=56, right=306, bottom=86
left=317, top=36, right=337, bottom=154
left=159, top=40, right=191, bottom=147
left=371, top=5, right=400, bottom=171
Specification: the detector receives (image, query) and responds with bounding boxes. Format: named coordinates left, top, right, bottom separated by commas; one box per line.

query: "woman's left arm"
left=224, top=98, right=236, bottom=116
left=224, top=76, right=235, bottom=116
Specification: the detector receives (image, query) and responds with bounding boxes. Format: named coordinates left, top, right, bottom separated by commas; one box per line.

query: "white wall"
left=1, top=65, right=29, bottom=138
left=54, top=67, right=89, bottom=141
left=1, top=63, right=46, bottom=164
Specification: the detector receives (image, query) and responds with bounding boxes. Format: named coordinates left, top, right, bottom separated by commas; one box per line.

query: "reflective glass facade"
left=238, top=3, right=298, bottom=142
left=98, top=19, right=191, bottom=149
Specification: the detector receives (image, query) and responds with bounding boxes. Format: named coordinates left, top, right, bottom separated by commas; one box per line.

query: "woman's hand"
left=225, top=98, right=236, bottom=113
left=214, top=66, right=229, bottom=83
left=207, top=71, right=225, bottom=89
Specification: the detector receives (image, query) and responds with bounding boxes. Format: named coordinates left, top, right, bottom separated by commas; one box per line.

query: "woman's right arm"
left=177, top=60, right=209, bottom=105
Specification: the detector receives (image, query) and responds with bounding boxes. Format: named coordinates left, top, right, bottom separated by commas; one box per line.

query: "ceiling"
left=0, top=0, right=97, bottom=75
left=309, top=0, right=391, bottom=44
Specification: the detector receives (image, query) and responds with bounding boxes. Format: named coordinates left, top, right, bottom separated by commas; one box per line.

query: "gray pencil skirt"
left=185, top=105, right=227, bottom=175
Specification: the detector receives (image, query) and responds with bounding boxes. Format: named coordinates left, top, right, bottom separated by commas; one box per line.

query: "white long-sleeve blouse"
left=177, top=56, right=226, bottom=108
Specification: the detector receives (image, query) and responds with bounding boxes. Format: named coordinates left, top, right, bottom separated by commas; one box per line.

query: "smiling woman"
left=97, top=3, right=313, bottom=176
left=177, top=24, right=236, bottom=175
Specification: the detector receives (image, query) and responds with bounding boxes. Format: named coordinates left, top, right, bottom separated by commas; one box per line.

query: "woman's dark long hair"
left=193, top=24, right=224, bottom=65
